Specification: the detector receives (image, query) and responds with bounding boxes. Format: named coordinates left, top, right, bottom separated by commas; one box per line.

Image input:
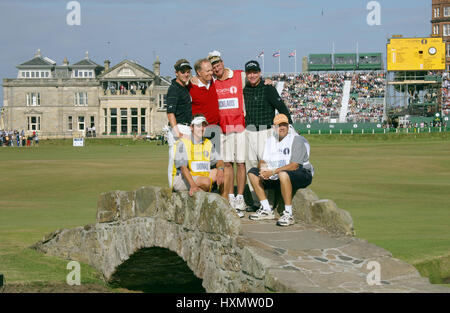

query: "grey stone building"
left=2, top=49, right=170, bottom=138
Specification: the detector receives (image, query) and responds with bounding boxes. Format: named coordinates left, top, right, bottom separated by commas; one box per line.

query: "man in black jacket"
left=243, top=60, right=293, bottom=210
left=166, top=59, right=193, bottom=187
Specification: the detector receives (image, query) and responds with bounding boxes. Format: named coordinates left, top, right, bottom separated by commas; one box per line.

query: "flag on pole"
left=257, top=51, right=264, bottom=58
left=288, top=50, right=296, bottom=57
left=272, top=50, right=280, bottom=57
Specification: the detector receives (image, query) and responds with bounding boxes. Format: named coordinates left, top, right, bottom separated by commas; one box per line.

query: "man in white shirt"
left=247, top=114, right=314, bottom=226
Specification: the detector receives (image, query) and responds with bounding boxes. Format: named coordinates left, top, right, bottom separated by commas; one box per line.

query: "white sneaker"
left=235, top=209, right=245, bottom=218
left=234, top=196, right=246, bottom=211
left=228, top=195, right=236, bottom=208
left=277, top=212, right=295, bottom=227
left=249, top=208, right=275, bottom=221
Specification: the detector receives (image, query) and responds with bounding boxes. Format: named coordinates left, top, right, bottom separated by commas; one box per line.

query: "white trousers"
left=245, top=128, right=273, bottom=205
left=167, top=124, right=191, bottom=187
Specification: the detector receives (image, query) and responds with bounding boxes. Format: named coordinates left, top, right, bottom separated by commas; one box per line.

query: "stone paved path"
left=240, top=212, right=450, bottom=293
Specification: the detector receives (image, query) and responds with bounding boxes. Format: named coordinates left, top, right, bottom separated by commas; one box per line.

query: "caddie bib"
left=172, top=137, right=213, bottom=187
left=214, top=70, right=245, bottom=134
left=263, top=132, right=297, bottom=180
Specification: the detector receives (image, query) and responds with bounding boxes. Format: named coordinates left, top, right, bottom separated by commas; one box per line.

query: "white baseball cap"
left=191, top=115, right=208, bottom=126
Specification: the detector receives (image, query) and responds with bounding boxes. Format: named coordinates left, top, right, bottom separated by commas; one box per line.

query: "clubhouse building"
left=2, top=49, right=170, bottom=138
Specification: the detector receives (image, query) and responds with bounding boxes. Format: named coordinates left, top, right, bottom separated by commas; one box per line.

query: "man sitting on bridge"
left=247, top=114, right=314, bottom=226
left=172, top=114, right=225, bottom=197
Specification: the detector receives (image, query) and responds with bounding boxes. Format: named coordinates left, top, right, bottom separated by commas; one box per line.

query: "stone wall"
left=32, top=186, right=355, bottom=292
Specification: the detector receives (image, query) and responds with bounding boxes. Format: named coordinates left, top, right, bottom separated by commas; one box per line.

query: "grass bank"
left=0, top=133, right=449, bottom=288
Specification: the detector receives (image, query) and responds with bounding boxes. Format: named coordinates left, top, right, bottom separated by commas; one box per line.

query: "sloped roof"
left=18, top=56, right=54, bottom=67
left=97, top=59, right=156, bottom=79
left=72, top=58, right=102, bottom=67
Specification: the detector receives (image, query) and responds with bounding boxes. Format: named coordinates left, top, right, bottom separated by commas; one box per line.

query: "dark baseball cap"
left=245, top=60, right=261, bottom=72
left=174, top=59, right=192, bottom=71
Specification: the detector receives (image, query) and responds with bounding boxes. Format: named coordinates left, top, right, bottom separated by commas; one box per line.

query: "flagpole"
left=295, top=50, right=297, bottom=74
left=278, top=50, right=281, bottom=75
left=263, top=53, right=265, bottom=76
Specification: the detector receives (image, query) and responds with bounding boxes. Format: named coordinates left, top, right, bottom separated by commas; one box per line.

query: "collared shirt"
left=166, top=78, right=192, bottom=125
left=189, top=80, right=220, bottom=126
left=243, top=80, right=293, bottom=130
left=197, top=79, right=211, bottom=90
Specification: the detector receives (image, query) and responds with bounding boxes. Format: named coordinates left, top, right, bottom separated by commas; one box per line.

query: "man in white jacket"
left=247, top=114, right=314, bottom=226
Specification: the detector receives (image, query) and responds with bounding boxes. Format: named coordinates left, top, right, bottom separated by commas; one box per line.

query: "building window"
left=131, top=108, right=138, bottom=133
left=68, top=116, right=73, bottom=131
left=110, top=108, right=117, bottom=133
left=90, top=116, right=95, bottom=128
left=437, top=7, right=440, bottom=17
left=73, top=70, right=92, bottom=78
left=141, top=108, right=146, bottom=133
left=103, top=109, right=107, bottom=133
left=78, top=116, right=85, bottom=131
left=434, top=25, right=440, bottom=35
left=444, top=24, right=450, bottom=36
left=121, top=108, right=128, bottom=133
left=158, top=94, right=167, bottom=110
left=27, top=116, right=41, bottom=131
left=26, top=93, right=40, bottom=106
left=75, top=92, right=88, bottom=106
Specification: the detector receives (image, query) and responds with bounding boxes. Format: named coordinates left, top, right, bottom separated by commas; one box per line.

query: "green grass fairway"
left=0, top=133, right=449, bottom=286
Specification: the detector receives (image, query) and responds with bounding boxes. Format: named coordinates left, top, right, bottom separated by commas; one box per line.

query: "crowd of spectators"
left=106, top=83, right=148, bottom=95
left=441, top=73, right=450, bottom=117
left=0, top=129, right=38, bottom=147
left=274, top=72, right=386, bottom=123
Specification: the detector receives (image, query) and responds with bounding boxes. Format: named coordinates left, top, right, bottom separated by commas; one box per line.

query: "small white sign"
left=73, top=138, right=84, bottom=147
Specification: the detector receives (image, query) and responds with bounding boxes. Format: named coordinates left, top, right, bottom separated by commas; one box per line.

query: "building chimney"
left=34, top=49, right=42, bottom=58
left=104, top=60, right=110, bottom=71
left=63, top=57, right=69, bottom=66
left=153, top=56, right=161, bottom=76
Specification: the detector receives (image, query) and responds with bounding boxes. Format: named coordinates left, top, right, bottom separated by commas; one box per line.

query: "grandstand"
left=277, top=38, right=449, bottom=131
left=276, top=71, right=386, bottom=125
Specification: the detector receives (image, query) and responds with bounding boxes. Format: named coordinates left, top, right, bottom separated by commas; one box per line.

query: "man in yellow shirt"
left=172, top=114, right=225, bottom=197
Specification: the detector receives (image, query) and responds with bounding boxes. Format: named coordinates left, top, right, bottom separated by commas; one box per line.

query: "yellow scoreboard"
left=386, top=37, right=445, bottom=71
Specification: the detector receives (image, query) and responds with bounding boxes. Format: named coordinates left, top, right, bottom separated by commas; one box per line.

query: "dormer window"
left=73, top=69, right=94, bottom=78
left=19, top=70, right=50, bottom=78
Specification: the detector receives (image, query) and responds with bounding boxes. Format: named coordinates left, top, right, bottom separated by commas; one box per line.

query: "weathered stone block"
left=134, top=186, right=159, bottom=217
left=291, top=188, right=319, bottom=222
left=310, top=199, right=355, bottom=236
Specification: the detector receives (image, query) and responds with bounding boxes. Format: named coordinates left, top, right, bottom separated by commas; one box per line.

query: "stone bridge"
left=32, top=186, right=449, bottom=293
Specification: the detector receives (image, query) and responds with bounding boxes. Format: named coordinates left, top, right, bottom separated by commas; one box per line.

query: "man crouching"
left=247, top=114, right=314, bottom=226
left=172, top=114, right=225, bottom=196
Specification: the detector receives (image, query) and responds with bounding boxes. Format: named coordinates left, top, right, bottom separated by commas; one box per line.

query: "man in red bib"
left=207, top=51, right=247, bottom=218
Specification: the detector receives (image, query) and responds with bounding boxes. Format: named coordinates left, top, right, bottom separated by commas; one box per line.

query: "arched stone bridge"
left=32, top=186, right=449, bottom=293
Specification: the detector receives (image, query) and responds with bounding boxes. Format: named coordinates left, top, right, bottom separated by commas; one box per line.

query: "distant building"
left=2, top=49, right=170, bottom=138
left=431, top=0, right=450, bottom=71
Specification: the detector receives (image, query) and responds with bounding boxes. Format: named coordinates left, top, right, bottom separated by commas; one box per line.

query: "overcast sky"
left=0, top=0, right=432, bottom=106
